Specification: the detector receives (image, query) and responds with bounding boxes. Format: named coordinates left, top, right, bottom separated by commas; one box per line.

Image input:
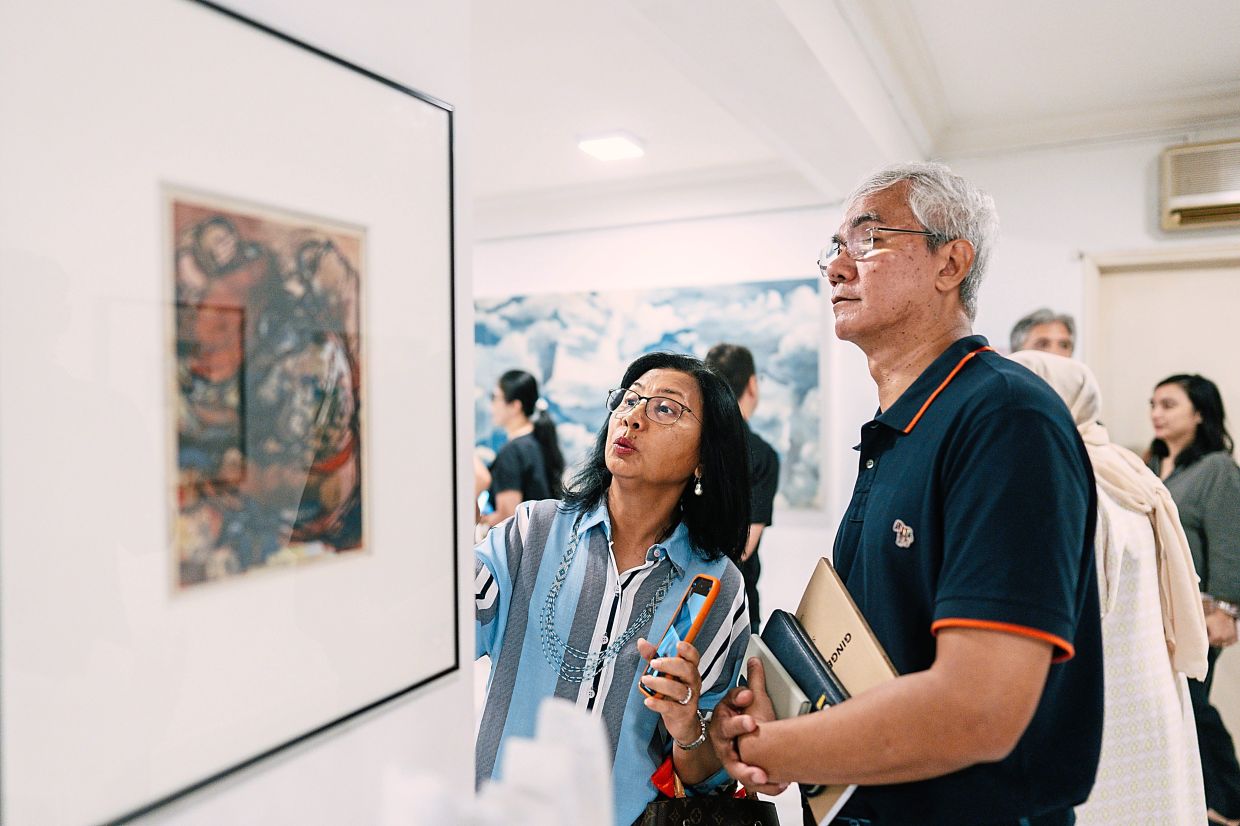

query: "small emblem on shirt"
left=892, top=519, right=914, bottom=548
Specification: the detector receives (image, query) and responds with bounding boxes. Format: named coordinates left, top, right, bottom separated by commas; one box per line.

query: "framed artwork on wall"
left=0, top=1, right=458, bottom=823
left=475, top=278, right=822, bottom=510
left=169, top=191, right=369, bottom=590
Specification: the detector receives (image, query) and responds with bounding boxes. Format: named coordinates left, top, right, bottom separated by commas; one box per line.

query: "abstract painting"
left=475, top=278, right=821, bottom=508
left=171, top=193, right=365, bottom=587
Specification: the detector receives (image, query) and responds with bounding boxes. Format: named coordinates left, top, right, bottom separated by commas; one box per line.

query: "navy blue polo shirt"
left=831, top=335, right=1102, bottom=825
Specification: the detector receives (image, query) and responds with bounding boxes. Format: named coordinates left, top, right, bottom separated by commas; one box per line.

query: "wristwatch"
left=1214, top=598, right=1240, bottom=619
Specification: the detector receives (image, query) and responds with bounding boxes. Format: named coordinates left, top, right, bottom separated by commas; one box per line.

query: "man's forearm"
left=739, top=664, right=1034, bottom=786
left=741, top=523, right=764, bottom=561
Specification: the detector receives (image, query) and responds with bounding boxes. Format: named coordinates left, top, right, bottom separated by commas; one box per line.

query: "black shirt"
left=748, top=425, right=779, bottom=529
left=488, top=433, right=550, bottom=504
left=831, top=335, right=1102, bottom=825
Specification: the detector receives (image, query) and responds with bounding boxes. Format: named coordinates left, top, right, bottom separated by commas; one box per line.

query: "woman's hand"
left=637, top=637, right=704, bottom=746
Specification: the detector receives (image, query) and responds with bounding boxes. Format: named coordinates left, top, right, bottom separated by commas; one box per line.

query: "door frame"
left=1080, top=242, right=1240, bottom=363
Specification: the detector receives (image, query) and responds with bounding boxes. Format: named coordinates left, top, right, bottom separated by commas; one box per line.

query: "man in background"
left=706, top=343, right=779, bottom=633
left=1010, top=307, right=1075, bottom=356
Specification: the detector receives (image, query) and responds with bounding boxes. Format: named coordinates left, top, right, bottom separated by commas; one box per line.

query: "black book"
left=761, top=609, right=851, bottom=799
left=761, top=609, right=850, bottom=711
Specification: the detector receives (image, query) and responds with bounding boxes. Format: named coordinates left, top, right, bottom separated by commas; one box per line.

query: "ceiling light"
left=577, top=132, right=645, bottom=161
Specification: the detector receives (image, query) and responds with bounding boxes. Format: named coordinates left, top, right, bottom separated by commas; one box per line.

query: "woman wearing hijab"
left=1009, top=350, right=1208, bottom=824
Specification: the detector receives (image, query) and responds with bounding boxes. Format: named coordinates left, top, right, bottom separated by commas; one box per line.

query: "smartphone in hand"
left=638, top=574, right=721, bottom=697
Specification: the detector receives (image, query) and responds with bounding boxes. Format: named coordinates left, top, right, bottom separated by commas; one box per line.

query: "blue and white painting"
left=474, top=278, right=821, bottom=509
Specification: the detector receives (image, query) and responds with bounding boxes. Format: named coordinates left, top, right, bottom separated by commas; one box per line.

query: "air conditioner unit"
left=1161, top=138, right=1240, bottom=231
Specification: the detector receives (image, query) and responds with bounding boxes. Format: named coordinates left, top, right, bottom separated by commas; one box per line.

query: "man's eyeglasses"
left=606, top=388, right=698, bottom=426
left=817, top=226, right=940, bottom=275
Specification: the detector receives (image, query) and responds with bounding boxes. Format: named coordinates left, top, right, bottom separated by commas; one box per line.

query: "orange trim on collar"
left=931, top=617, right=1075, bottom=664
left=902, top=346, right=995, bottom=434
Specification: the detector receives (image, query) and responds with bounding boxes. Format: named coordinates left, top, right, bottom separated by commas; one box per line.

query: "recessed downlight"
left=577, top=132, right=645, bottom=161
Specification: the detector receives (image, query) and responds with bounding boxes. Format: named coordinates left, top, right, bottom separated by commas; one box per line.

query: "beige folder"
left=794, top=557, right=899, bottom=826
left=743, top=635, right=811, bottom=720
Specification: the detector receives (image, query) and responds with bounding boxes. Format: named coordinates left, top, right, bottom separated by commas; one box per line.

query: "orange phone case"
left=639, top=574, right=721, bottom=697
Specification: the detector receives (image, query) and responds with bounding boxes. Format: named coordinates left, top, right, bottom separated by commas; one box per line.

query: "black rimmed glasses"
left=817, top=226, right=940, bottom=276
left=606, top=388, right=698, bottom=426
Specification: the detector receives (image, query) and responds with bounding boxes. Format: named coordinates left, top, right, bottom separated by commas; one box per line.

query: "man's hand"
left=708, top=656, right=786, bottom=795
left=1206, top=607, right=1239, bottom=648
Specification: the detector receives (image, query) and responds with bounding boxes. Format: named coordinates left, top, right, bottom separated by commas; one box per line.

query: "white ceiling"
left=470, top=0, right=1240, bottom=238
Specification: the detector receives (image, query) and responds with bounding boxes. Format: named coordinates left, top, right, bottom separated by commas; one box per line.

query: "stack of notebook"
left=746, top=612, right=849, bottom=720
left=740, top=557, right=899, bottom=825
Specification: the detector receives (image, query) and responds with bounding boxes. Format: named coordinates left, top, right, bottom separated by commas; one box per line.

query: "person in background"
left=711, top=161, right=1102, bottom=826
left=1149, top=373, right=1240, bottom=826
left=1009, top=307, right=1075, bottom=356
left=474, top=352, right=752, bottom=826
left=473, top=455, right=491, bottom=524
left=705, top=343, right=780, bottom=633
left=1010, top=350, right=1208, bottom=825
left=481, top=369, right=565, bottom=527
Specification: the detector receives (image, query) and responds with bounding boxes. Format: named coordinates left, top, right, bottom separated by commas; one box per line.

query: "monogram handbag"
left=636, top=761, right=780, bottom=826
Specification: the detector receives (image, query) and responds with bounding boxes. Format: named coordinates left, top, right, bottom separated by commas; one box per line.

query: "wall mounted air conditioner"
left=1161, top=138, right=1240, bottom=231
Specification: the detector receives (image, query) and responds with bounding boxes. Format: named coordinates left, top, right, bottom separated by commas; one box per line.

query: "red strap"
left=651, top=755, right=677, bottom=798
left=651, top=755, right=750, bottom=799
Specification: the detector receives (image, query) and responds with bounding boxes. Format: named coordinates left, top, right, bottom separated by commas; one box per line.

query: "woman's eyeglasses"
left=606, top=388, right=698, bottom=426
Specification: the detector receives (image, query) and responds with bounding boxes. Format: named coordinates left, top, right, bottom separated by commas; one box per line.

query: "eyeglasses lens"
left=606, top=389, right=684, bottom=424
left=818, top=229, right=880, bottom=273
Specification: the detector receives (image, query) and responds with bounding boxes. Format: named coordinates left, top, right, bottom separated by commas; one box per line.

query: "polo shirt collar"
left=580, top=497, right=690, bottom=577
left=874, top=334, right=993, bottom=435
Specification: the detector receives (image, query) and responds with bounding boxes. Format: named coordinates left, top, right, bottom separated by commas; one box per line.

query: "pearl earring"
left=694, top=476, right=703, bottom=496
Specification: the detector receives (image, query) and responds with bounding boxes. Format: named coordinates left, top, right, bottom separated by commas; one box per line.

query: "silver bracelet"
left=673, top=709, right=708, bottom=751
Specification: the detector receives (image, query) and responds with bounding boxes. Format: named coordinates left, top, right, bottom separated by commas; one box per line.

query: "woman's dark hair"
left=561, top=352, right=751, bottom=563
left=498, top=369, right=565, bottom=497
left=1149, top=373, right=1234, bottom=469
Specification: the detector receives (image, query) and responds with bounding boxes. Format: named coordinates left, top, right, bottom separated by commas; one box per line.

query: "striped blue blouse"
left=475, top=498, right=750, bottom=825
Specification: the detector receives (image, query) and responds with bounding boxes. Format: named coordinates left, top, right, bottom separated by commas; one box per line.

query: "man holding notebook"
left=709, top=162, right=1102, bottom=826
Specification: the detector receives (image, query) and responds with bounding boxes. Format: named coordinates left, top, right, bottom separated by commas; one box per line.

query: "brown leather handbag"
left=635, top=769, right=781, bottom=826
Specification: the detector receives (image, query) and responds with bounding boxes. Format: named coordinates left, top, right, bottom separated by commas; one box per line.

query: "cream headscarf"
left=1008, top=350, right=1208, bottom=679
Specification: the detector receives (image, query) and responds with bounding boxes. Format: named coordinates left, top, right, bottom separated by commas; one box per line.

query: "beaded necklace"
left=538, top=513, right=678, bottom=683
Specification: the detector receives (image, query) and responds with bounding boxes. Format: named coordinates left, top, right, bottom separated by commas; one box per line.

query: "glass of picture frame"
left=0, top=1, right=459, bottom=822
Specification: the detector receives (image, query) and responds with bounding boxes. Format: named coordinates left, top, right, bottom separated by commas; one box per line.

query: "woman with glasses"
left=480, top=369, right=566, bottom=528
left=1148, top=374, right=1240, bottom=826
left=474, top=352, right=753, bottom=826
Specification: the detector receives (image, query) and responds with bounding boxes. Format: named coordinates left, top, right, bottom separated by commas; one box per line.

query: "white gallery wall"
left=475, top=121, right=1240, bottom=624
left=956, top=122, right=1240, bottom=353
left=138, top=1, right=474, bottom=824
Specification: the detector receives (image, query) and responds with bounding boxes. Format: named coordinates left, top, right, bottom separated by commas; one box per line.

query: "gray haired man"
left=709, top=162, right=1102, bottom=826
left=1010, top=307, right=1075, bottom=356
